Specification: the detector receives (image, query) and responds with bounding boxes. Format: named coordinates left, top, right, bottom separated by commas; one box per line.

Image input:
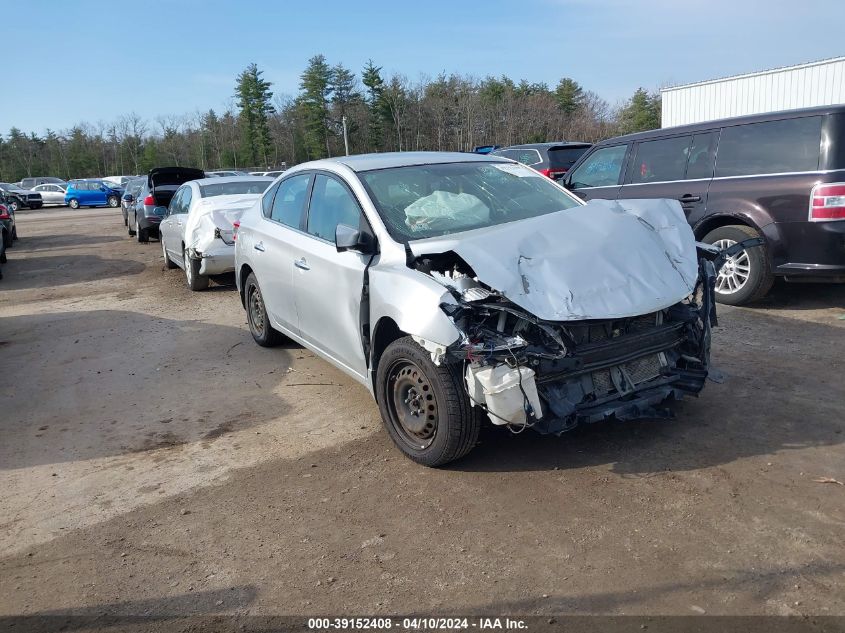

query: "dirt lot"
left=1, top=206, right=844, bottom=623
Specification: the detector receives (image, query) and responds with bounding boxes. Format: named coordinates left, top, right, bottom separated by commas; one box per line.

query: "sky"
left=3, top=0, right=844, bottom=135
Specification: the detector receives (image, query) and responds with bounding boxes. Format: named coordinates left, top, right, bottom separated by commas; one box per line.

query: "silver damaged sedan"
left=235, top=152, right=726, bottom=466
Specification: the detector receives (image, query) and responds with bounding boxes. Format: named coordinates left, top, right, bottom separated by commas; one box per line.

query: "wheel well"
left=238, top=264, right=254, bottom=308
left=694, top=215, right=755, bottom=240
left=370, top=317, right=406, bottom=395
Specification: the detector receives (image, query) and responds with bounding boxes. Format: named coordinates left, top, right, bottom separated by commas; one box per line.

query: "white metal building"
left=661, top=57, right=845, bottom=128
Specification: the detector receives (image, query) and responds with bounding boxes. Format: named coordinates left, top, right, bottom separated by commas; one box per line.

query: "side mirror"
left=335, top=223, right=375, bottom=254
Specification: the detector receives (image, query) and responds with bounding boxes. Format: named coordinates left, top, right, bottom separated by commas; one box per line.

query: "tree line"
left=0, top=56, right=662, bottom=182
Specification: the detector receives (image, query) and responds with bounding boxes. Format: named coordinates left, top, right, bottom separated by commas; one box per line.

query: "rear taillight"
left=537, top=168, right=552, bottom=178
left=232, top=220, right=240, bottom=241
left=0, top=212, right=9, bottom=221
left=809, top=183, right=845, bottom=221
left=143, top=195, right=155, bottom=206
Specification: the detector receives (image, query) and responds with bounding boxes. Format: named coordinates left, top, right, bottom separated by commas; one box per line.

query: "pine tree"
left=236, top=63, right=274, bottom=167
left=555, top=78, right=585, bottom=116
left=618, top=88, right=661, bottom=134
left=299, top=55, right=334, bottom=158
left=361, top=60, right=385, bottom=152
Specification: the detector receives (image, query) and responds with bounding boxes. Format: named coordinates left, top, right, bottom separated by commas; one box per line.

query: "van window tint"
left=269, top=174, right=311, bottom=227
left=548, top=146, right=590, bottom=170
left=685, top=132, right=718, bottom=180
left=629, top=136, right=692, bottom=184
left=716, top=116, right=822, bottom=177
left=568, top=145, right=627, bottom=188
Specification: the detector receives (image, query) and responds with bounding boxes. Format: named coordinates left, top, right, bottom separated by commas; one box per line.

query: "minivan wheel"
left=184, top=247, right=209, bottom=291
left=68, top=199, right=79, bottom=210
left=376, top=336, right=479, bottom=467
left=107, top=195, right=119, bottom=208
left=703, top=224, right=774, bottom=306
left=244, top=272, right=284, bottom=347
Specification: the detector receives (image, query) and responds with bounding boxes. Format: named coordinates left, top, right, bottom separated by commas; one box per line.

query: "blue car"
left=64, top=180, right=123, bottom=209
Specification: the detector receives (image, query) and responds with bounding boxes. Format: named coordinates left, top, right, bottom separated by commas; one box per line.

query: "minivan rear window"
left=548, top=146, right=590, bottom=170
left=715, top=116, right=822, bottom=177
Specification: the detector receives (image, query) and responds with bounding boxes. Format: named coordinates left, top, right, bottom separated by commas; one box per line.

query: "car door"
left=288, top=173, right=373, bottom=380
left=564, top=144, right=630, bottom=201
left=160, top=186, right=184, bottom=260
left=247, top=172, right=313, bottom=337
left=617, top=132, right=716, bottom=224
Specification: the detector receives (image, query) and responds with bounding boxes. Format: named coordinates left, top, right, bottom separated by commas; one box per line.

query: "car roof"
left=498, top=142, right=591, bottom=149
left=596, top=103, right=845, bottom=145
left=301, top=151, right=506, bottom=173
left=192, top=176, right=273, bottom=186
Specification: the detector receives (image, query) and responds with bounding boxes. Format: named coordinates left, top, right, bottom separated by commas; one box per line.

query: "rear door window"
left=715, top=116, right=822, bottom=177
left=628, top=136, right=692, bottom=184
left=269, top=174, right=311, bottom=228
left=568, top=145, right=628, bottom=188
left=685, top=132, right=718, bottom=180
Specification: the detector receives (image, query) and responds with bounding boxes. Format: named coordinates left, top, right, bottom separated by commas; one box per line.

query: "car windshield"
left=358, top=161, right=581, bottom=241
left=199, top=180, right=271, bottom=197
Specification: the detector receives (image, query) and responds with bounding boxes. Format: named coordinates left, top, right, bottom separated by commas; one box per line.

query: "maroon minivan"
left=563, top=105, right=845, bottom=305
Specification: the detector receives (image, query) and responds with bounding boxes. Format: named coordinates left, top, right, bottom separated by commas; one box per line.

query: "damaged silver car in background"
left=235, top=152, right=755, bottom=466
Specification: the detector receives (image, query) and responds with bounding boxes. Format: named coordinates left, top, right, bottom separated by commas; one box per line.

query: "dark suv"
left=564, top=105, right=845, bottom=305
left=492, top=142, right=592, bottom=181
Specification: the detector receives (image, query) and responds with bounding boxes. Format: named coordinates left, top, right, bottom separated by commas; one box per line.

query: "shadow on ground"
left=0, top=255, right=145, bottom=290
left=0, top=310, right=296, bottom=469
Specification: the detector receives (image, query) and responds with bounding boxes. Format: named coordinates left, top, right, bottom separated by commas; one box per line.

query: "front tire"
left=9, top=200, right=19, bottom=212
left=244, top=272, right=284, bottom=347
left=184, top=247, right=208, bottom=290
left=107, top=195, right=119, bottom=208
left=702, top=225, right=773, bottom=306
left=376, top=336, right=479, bottom=467
left=68, top=199, right=79, bottom=210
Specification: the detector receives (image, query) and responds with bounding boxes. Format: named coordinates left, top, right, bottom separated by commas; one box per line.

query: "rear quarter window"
left=715, top=116, right=822, bottom=177
left=548, top=146, right=590, bottom=170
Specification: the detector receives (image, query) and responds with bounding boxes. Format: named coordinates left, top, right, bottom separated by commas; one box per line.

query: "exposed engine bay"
left=410, top=247, right=721, bottom=435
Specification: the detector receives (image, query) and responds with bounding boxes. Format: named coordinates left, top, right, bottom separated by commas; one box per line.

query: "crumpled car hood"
left=408, top=198, right=699, bottom=321
left=184, top=194, right=260, bottom=251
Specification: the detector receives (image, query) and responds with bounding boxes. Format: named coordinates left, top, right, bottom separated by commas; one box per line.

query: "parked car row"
left=109, top=106, right=845, bottom=467
left=0, top=192, right=21, bottom=280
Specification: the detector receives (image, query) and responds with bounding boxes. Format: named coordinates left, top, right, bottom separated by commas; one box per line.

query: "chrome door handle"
left=254, top=242, right=265, bottom=252
left=294, top=258, right=310, bottom=271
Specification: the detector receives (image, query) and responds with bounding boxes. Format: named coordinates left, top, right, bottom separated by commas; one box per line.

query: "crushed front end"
left=420, top=253, right=719, bottom=434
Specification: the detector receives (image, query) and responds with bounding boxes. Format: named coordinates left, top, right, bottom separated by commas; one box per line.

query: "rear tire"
left=136, top=218, right=149, bottom=243
left=2, top=229, right=11, bottom=248
left=184, top=247, right=209, bottom=290
left=702, top=224, right=773, bottom=306
left=376, top=336, right=479, bottom=467
left=244, top=272, right=284, bottom=347
left=68, top=199, right=79, bottom=210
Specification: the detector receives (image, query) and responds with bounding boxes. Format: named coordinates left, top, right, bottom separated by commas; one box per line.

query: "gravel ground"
left=1, top=205, right=844, bottom=627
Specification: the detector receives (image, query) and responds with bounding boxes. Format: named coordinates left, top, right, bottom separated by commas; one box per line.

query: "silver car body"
left=235, top=152, right=717, bottom=436
left=32, top=183, right=67, bottom=205
left=160, top=176, right=273, bottom=276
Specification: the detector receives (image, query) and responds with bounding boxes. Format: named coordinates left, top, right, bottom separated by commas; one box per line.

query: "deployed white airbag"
left=404, top=191, right=490, bottom=234
left=409, top=198, right=699, bottom=320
